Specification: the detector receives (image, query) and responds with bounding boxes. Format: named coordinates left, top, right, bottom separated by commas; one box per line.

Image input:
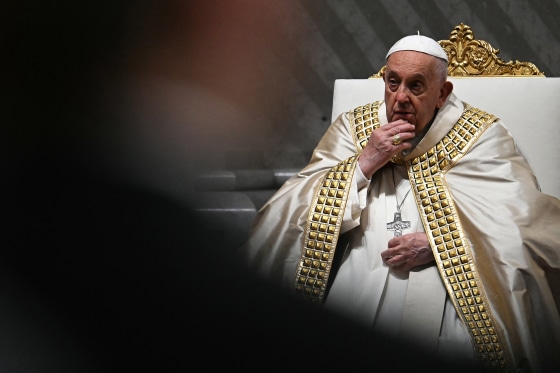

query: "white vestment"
left=323, top=163, right=473, bottom=363
left=241, top=93, right=560, bottom=372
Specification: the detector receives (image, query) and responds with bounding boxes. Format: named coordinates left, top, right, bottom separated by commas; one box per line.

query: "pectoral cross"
left=386, top=212, right=410, bottom=237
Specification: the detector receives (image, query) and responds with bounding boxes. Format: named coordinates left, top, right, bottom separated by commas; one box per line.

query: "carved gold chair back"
left=371, top=23, right=544, bottom=77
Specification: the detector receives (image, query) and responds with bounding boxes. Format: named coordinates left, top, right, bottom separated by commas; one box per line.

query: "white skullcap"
left=386, top=34, right=448, bottom=62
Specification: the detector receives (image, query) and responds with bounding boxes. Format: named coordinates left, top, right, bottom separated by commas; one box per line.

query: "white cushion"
left=332, top=77, right=560, bottom=199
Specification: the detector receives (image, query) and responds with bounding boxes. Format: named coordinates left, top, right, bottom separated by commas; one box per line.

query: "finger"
left=382, top=246, right=399, bottom=260
left=384, top=121, right=407, bottom=137
left=384, top=253, right=406, bottom=268
left=387, top=239, right=399, bottom=248
left=387, top=120, right=415, bottom=134
left=390, top=131, right=416, bottom=147
left=384, top=256, right=393, bottom=266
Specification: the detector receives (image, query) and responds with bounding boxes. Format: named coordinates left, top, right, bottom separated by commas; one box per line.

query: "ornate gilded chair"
left=332, top=23, right=559, bottom=198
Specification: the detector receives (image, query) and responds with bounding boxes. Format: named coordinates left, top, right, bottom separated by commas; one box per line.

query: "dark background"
left=2, top=1, right=555, bottom=371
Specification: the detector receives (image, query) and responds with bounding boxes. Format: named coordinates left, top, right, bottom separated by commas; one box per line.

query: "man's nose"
left=396, top=86, right=409, bottom=103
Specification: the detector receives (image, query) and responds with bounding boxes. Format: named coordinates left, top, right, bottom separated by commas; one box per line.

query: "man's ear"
left=437, top=81, right=453, bottom=108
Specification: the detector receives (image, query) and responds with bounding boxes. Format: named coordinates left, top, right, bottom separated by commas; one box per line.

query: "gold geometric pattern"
left=351, top=101, right=381, bottom=149
left=293, top=155, right=358, bottom=303
left=293, top=101, right=381, bottom=303
left=409, top=106, right=509, bottom=370
left=371, top=23, right=544, bottom=78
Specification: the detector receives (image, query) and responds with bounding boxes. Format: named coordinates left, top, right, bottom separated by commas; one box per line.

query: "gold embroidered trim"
left=294, top=156, right=358, bottom=303
left=408, top=106, right=510, bottom=371
left=294, top=102, right=381, bottom=302
left=352, top=101, right=382, bottom=150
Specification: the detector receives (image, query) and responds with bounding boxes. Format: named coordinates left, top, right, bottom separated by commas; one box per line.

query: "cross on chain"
left=386, top=212, right=411, bottom=237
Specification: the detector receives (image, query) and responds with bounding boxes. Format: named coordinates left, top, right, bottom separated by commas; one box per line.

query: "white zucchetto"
left=386, top=34, right=448, bottom=62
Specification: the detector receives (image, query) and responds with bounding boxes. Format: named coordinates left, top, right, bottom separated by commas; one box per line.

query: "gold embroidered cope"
left=294, top=101, right=510, bottom=370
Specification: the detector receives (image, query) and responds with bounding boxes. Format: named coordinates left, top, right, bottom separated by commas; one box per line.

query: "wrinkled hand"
left=381, top=232, right=434, bottom=272
left=358, top=119, right=415, bottom=179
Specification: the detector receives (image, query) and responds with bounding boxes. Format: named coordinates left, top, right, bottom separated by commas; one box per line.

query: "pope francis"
left=241, top=34, right=560, bottom=372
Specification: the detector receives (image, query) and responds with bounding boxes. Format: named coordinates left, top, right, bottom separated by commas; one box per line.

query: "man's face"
left=383, top=51, right=449, bottom=134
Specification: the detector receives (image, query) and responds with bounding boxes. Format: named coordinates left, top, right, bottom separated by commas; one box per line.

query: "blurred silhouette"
left=1, top=1, right=476, bottom=372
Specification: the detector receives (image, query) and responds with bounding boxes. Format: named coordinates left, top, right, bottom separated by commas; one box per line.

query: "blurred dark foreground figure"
left=1, top=1, right=477, bottom=372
